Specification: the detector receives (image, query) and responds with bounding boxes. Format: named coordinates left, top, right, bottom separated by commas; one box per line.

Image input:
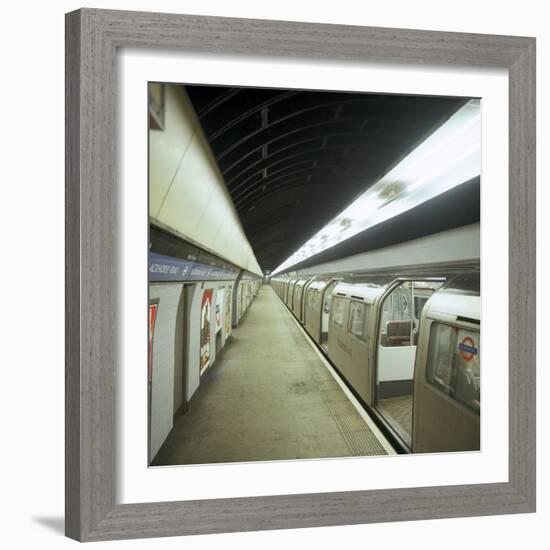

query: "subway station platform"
left=153, top=285, right=390, bottom=466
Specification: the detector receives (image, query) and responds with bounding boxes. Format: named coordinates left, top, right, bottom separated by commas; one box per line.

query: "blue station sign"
left=149, top=252, right=238, bottom=282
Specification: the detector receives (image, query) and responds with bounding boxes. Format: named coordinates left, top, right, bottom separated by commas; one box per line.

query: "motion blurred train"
left=271, top=260, right=480, bottom=455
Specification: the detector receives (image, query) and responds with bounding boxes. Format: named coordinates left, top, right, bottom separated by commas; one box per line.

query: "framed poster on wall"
left=200, top=288, right=213, bottom=373
left=65, top=8, right=535, bottom=542
left=225, top=287, right=233, bottom=338
left=147, top=299, right=159, bottom=463
left=215, top=289, right=223, bottom=333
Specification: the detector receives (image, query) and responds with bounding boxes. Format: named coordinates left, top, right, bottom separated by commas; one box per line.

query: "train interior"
left=375, top=280, right=444, bottom=447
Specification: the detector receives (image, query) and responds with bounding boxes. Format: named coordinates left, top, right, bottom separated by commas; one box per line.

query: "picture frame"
left=65, top=8, right=536, bottom=542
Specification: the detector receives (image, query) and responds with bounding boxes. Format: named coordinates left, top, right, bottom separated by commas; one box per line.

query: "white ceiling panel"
left=150, top=85, right=262, bottom=276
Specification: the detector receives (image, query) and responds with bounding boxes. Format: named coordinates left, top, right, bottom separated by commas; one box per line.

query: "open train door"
left=375, top=279, right=444, bottom=449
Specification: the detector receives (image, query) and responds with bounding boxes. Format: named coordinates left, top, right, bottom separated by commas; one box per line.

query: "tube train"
left=270, top=264, right=480, bottom=454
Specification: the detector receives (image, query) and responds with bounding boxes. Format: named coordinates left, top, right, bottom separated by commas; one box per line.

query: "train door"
left=320, top=281, right=338, bottom=351
left=375, top=280, right=444, bottom=448
left=298, top=279, right=314, bottom=323
left=327, top=295, right=351, bottom=374
left=287, top=281, right=294, bottom=308
left=347, top=299, right=373, bottom=403
left=293, top=280, right=304, bottom=319
left=304, top=285, right=321, bottom=344
left=287, top=280, right=295, bottom=306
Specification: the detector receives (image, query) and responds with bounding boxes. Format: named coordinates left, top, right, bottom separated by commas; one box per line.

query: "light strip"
left=271, top=99, right=480, bottom=275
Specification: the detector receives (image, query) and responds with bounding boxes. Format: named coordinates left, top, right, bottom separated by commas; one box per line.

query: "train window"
left=426, top=323, right=480, bottom=413
left=348, top=301, right=364, bottom=337
left=323, top=282, right=338, bottom=315
left=332, top=296, right=346, bottom=326
left=324, top=291, right=333, bottom=315
left=380, top=284, right=413, bottom=347
left=349, top=301, right=369, bottom=341
left=379, top=281, right=442, bottom=347
left=313, top=290, right=321, bottom=311
left=311, top=290, right=321, bottom=311
left=426, top=323, right=455, bottom=391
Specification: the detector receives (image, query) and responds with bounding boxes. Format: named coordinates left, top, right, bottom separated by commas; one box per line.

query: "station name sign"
left=149, top=252, right=239, bottom=282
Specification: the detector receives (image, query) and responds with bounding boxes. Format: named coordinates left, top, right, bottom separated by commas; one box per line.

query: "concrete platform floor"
left=153, top=285, right=388, bottom=466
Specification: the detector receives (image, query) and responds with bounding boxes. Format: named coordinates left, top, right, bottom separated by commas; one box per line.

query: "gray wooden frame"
left=65, top=8, right=536, bottom=542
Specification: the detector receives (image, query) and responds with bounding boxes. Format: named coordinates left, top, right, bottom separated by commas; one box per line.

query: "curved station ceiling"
left=185, top=85, right=469, bottom=272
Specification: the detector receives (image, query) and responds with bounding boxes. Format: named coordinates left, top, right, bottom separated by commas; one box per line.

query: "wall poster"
left=148, top=300, right=159, bottom=460
left=148, top=302, right=159, bottom=384
left=200, top=289, right=213, bottom=374
left=225, top=286, right=232, bottom=338
left=215, top=289, right=223, bottom=333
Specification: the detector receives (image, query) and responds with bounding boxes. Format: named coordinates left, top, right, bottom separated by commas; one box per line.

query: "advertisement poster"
left=148, top=302, right=158, bottom=384
left=225, top=287, right=232, bottom=338
left=148, top=301, right=158, bottom=459
left=200, top=289, right=213, bottom=374
left=215, top=289, right=223, bottom=333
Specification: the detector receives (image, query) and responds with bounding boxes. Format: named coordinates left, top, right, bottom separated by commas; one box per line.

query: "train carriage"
left=286, top=279, right=299, bottom=309
left=412, top=274, right=480, bottom=453
left=291, top=279, right=310, bottom=322
left=302, top=278, right=340, bottom=350
left=321, top=269, right=480, bottom=453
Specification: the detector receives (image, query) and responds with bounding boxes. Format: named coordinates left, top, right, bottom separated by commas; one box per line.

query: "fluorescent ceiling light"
left=271, top=99, right=480, bottom=275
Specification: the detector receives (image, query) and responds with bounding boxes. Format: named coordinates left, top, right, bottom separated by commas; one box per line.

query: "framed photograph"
left=65, top=8, right=535, bottom=542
